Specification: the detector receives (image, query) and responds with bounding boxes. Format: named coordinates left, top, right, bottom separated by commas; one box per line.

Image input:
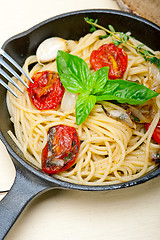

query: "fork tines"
left=0, top=49, right=33, bottom=97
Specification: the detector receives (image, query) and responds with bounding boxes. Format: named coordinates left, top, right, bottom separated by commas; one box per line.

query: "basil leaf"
left=91, top=67, right=109, bottom=94
left=75, top=93, right=97, bottom=125
left=57, top=50, right=92, bottom=93
left=56, top=51, right=159, bottom=125
left=96, top=80, right=158, bottom=104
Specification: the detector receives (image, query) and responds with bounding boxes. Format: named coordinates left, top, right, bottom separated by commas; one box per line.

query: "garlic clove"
left=61, top=90, right=78, bottom=113
left=36, top=37, right=67, bottom=64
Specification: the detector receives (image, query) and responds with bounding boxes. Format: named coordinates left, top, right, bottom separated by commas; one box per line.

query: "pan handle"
left=0, top=160, right=56, bottom=240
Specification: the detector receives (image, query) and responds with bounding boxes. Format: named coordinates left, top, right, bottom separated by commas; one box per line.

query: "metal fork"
left=0, top=49, right=33, bottom=98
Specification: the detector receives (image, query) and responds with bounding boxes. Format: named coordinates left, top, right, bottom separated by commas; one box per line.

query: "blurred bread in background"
left=116, top=0, right=160, bottom=26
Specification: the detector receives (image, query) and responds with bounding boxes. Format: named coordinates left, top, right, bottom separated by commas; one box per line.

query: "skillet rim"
left=1, top=9, right=160, bottom=191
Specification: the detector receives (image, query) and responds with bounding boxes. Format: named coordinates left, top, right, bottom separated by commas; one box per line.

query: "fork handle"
left=0, top=159, right=56, bottom=239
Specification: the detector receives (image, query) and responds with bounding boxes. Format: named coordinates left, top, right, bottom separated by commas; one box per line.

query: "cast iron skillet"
left=0, top=9, right=160, bottom=239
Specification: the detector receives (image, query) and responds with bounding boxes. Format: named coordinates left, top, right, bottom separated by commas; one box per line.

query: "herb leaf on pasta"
left=91, top=67, right=109, bottom=94
left=56, top=50, right=158, bottom=125
left=96, top=80, right=158, bottom=105
left=75, top=93, right=97, bottom=125
left=57, top=50, right=92, bottom=93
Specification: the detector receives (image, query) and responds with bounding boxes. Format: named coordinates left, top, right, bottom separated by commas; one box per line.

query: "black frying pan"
left=0, top=9, right=160, bottom=239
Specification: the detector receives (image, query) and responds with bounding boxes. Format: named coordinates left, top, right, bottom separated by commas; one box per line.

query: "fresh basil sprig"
left=57, top=50, right=158, bottom=125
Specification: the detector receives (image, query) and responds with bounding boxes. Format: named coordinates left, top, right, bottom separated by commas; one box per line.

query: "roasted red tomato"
left=27, top=71, right=64, bottom=110
left=42, top=125, right=80, bottom=174
left=145, top=120, right=160, bottom=144
left=90, top=43, right=128, bottom=79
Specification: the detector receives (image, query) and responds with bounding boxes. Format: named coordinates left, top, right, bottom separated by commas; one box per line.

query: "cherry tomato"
left=27, top=71, right=64, bottom=110
left=145, top=120, right=160, bottom=144
left=42, top=125, right=80, bottom=174
left=90, top=43, right=128, bottom=79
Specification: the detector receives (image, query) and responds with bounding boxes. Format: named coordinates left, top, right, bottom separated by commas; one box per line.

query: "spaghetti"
left=7, top=29, right=160, bottom=185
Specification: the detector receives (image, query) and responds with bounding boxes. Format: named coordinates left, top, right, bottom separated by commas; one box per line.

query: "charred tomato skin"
left=90, top=43, right=128, bottom=79
left=145, top=120, right=160, bottom=144
left=42, top=125, right=80, bottom=174
left=27, top=71, right=64, bottom=110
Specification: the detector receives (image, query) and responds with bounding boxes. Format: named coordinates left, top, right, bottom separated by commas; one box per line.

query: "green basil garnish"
left=91, top=67, right=109, bottom=94
left=56, top=50, right=92, bottom=93
left=95, top=80, right=158, bottom=105
left=56, top=50, right=158, bottom=125
left=75, top=93, right=97, bottom=125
